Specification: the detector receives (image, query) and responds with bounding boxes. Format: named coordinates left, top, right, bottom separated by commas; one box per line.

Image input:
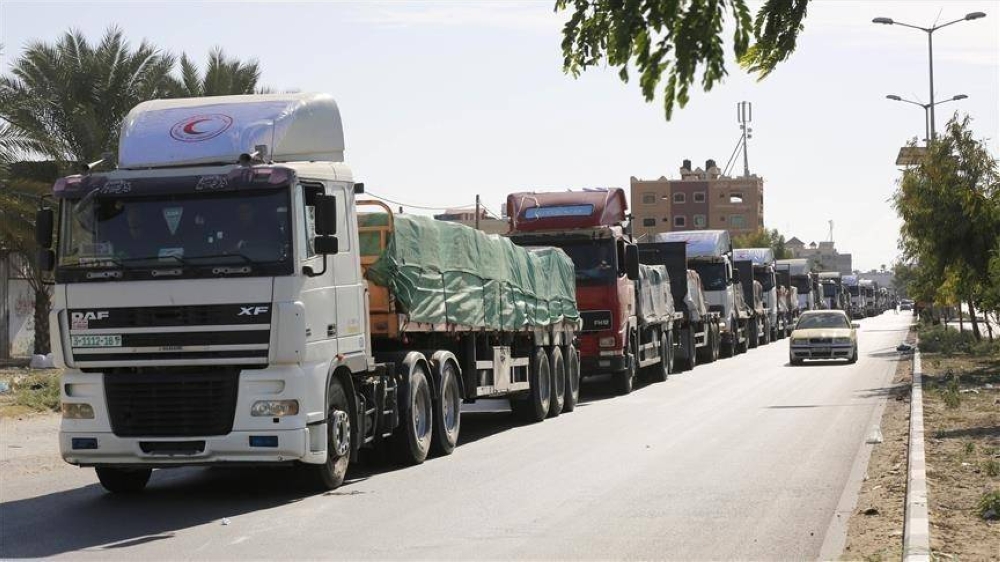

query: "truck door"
left=330, top=184, right=366, bottom=358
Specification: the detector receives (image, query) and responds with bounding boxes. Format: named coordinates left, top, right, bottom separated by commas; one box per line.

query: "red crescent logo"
left=170, top=114, right=233, bottom=142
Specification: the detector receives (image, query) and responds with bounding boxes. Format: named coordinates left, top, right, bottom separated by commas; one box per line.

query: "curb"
left=903, top=349, right=931, bottom=561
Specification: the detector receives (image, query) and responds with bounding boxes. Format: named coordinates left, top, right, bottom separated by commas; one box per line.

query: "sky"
left=1, top=0, right=998, bottom=271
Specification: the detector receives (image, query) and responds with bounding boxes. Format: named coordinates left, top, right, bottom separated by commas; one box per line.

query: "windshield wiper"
left=185, top=252, right=253, bottom=264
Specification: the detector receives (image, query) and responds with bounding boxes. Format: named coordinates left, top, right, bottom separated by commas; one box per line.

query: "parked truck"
left=776, top=258, right=815, bottom=312
left=637, top=241, right=722, bottom=369
left=774, top=264, right=797, bottom=336
left=653, top=231, right=749, bottom=356
left=506, top=188, right=672, bottom=395
left=843, top=275, right=864, bottom=318
left=818, top=272, right=845, bottom=310
left=38, top=93, right=581, bottom=494
left=735, top=260, right=769, bottom=348
left=733, top=248, right=790, bottom=341
left=859, top=279, right=876, bottom=317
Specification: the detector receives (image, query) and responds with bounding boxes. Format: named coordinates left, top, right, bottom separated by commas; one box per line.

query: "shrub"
left=978, top=490, right=1000, bottom=520
left=983, top=459, right=1000, bottom=478
left=12, top=372, right=61, bottom=412
left=918, top=324, right=976, bottom=355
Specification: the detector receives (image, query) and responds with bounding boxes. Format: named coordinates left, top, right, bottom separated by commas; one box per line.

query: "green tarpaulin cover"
left=364, top=214, right=579, bottom=331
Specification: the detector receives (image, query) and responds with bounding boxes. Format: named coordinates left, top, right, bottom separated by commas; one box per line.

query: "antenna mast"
left=828, top=220, right=834, bottom=243
left=738, top=101, right=752, bottom=177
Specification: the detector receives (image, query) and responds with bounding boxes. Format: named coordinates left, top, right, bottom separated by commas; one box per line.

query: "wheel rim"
left=331, top=409, right=351, bottom=457
left=414, top=382, right=431, bottom=440
left=539, top=362, right=551, bottom=405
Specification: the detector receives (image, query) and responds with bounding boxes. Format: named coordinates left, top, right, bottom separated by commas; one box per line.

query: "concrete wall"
left=1, top=253, right=38, bottom=358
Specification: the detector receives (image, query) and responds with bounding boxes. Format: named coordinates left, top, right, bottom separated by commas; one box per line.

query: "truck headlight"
left=251, top=400, right=299, bottom=417
left=62, top=403, right=94, bottom=419
left=598, top=336, right=616, bottom=348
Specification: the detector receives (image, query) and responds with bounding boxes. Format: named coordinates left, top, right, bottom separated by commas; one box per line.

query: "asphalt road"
left=1, top=312, right=913, bottom=560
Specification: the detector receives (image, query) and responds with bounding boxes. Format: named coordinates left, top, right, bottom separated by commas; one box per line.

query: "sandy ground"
left=0, top=413, right=63, bottom=482
left=841, top=331, right=914, bottom=560
left=921, top=352, right=1000, bottom=561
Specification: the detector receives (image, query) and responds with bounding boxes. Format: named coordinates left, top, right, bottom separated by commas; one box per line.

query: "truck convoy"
left=774, top=263, right=798, bottom=333
left=818, top=272, right=845, bottom=310
left=843, top=275, right=863, bottom=318
left=637, top=241, right=722, bottom=370
left=653, top=231, right=749, bottom=356
left=38, top=93, right=581, bottom=493
left=733, top=248, right=791, bottom=342
left=776, top=258, right=816, bottom=312
left=506, top=189, right=672, bottom=395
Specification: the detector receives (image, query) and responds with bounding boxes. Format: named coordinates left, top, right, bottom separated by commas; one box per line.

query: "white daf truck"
left=38, top=94, right=579, bottom=493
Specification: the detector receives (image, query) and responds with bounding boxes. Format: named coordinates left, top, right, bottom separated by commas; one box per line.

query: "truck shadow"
left=0, top=466, right=329, bottom=559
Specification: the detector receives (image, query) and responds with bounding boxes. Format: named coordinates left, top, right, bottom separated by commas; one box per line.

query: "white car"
left=788, top=310, right=859, bottom=365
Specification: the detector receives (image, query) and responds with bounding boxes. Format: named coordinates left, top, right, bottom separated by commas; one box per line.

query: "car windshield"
left=796, top=314, right=850, bottom=330
left=690, top=262, right=728, bottom=291
left=59, top=189, right=292, bottom=270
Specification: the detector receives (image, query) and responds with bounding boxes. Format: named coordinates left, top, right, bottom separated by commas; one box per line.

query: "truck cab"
left=777, top=258, right=815, bottom=312
left=818, top=272, right=845, bottom=310
left=734, top=248, right=785, bottom=341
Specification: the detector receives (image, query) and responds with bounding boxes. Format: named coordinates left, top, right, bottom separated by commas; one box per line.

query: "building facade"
left=630, top=159, right=764, bottom=239
left=786, top=238, right=853, bottom=275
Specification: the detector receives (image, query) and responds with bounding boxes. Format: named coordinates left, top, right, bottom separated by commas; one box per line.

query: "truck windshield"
left=558, top=240, right=617, bottom=286
left=690, top=263, right=728, bottom=291
left=753, top=269, right=775, bottom=291
left=792, top=277, right=811, bottom=293
left=823, top=284, right=838, bottom=297
left=848, top=286, right=860, bottom=296
left=58, top=189, right=292, bottom=277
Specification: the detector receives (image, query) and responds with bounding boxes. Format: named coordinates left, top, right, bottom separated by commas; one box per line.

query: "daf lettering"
left=71, top=311, right=110, bottom=322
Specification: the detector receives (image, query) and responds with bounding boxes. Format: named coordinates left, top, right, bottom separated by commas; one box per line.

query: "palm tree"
left=0, top=27, right=177, bottom=164
left=176, top=47, right=265, bottom=97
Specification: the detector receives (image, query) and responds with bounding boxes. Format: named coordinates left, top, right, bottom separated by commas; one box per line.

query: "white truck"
left=653, top=231, right=748, bottom=357
left=776, top=258, right=815, bottom=312
left=733, top=248, right=789, bottom=342
left=37, top=94, right=580, bottom=493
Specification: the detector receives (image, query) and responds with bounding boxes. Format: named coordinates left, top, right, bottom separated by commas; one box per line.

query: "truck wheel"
left=431, top=359, right=461, bottom=456
left=748, top=321, right=759, bottom=349
left=562, top=345, right=580, bottom=413
left=683, top=328, right=697, bottom=371
left=650, top=331, right=670, bottom=383
left=737, top=322, right=749, bottom=354
left=393, top=364, right=433, bottom=464
left=95, top=467, right=151, bottom=494
left=700, top=325, right=719, bottom=364
left=720, top=320, right=735, bottom=358
left=512, top=347, right=551, bottom=423
left=308, top=377, right=352, bottom=488
left=762, top=319, right=771, bottom=345
left=548, top=347, right=566, bottom=418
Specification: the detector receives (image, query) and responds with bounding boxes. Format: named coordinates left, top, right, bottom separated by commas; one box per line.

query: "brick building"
left=630, top=159, right=764, bottom=239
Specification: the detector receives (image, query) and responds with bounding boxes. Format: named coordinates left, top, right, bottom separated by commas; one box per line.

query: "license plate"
left=71, top=335, right=122, bottom=348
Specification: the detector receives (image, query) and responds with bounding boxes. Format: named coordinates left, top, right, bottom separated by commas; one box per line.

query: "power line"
left=364, top=190, right=477, bottom=212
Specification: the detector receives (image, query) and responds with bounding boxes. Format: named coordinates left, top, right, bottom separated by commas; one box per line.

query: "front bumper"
left=581, top=354, right=627, bottom=375
left=790, top=344, right=854, bottom=360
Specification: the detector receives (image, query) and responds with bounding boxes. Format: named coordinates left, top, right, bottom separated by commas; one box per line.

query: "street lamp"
left=873, top=11, right=986, bottom=140
left=885, top=94, right=969, bottom=142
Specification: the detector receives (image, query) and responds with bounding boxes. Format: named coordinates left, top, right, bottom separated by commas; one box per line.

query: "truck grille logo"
left=71, top=311, right=109, bottom=322
left=238, top=306, right=270, bottom=316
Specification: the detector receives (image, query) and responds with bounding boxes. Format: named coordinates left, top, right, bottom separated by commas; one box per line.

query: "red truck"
left=507, top=188, right=672, bottom=394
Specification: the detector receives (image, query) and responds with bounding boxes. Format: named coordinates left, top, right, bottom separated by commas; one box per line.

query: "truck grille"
left=104, top=370, right=239, bottom=437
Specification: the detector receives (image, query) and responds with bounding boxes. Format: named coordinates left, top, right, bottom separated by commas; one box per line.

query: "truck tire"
left=737, top=321, right=749, bottom=354
left=308, top=377, right=353, bottom=488
left=720, top=319, right=736, bottom=358
left=748, top=320, right=759, bottom=349
left=562, top=345, right=580, bottom=413
left=613, top=331, right=637, bottom=395
left=548, top=347, right=566, bottom=418
left=650, top=331, right=670, bottom=383
left=95, top=467, right=151, bottom=494
left=762, top=318, right=771, bottom=345
left=393, top=364, right=433, bottom=465
left=682, top=328, right=697, bottom=371
left=431, top=359, right=461, bottom=456
left=699, top=325, right=719, bottom=364
left=512, top=347, right=551, bottom=423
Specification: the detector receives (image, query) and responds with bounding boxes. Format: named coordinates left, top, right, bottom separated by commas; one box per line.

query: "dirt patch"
left=841, top=332, right=915, bottom=561
left=921, top=352, right=1000, bottom=560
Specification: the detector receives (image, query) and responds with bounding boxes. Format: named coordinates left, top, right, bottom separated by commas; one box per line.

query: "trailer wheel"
left=562, top=345, right=580, bottom=413
left=308, top=377, right=352, bottom=488
left=95, top=467, right=151, bottom=494
left=431, top=359, right=461, bottom=456
left=548, top=347, right=565, bottom=418
left=393, top=364, right=433, bottom=465
left=512, top=347, right=551, bottom=423
left=650, top=331, right=670, bottom=383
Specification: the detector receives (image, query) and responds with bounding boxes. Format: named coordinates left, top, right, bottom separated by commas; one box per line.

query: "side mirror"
left=314, top=236, right=339, bottom=255
left=314, top=194, right=337, bottom=236
left=37, top=249, right=55, bottom=272
left=624, top=244, right=640, bottom=281
left=35, top=208, right=54, bottom=248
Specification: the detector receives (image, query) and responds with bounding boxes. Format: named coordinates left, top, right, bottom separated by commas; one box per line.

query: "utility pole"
left=475, top=194, right=480, bottom=230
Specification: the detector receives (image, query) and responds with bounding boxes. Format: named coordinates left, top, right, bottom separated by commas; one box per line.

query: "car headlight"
left=251, top=400, right=299, bottom=417
left=598, top=336, right=616, bottom=348
left=833, top=337, right=852, bottom=344
left=791, top=337, right=808, bottom=345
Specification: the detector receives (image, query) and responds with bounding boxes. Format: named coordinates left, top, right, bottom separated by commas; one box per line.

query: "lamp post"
left=885, top=94, right=968, bottom=143
left=873, top=11, right=986, bottom=141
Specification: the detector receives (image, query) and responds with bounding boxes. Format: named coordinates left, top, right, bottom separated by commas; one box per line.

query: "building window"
left=693, top=192, right=706, bottom=203
left=729, top=192, right=744, bottom=204
left=642, top=218, right=656, bottom=227
left=642, top=193, right=656, bottom=205
left=693, top=214, right=706, bottom=227
left=674, top=215, right=686, bottom=228
left=730, top=214, right=747, bottom=228
left=673, top=192, right=686, bottom=204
